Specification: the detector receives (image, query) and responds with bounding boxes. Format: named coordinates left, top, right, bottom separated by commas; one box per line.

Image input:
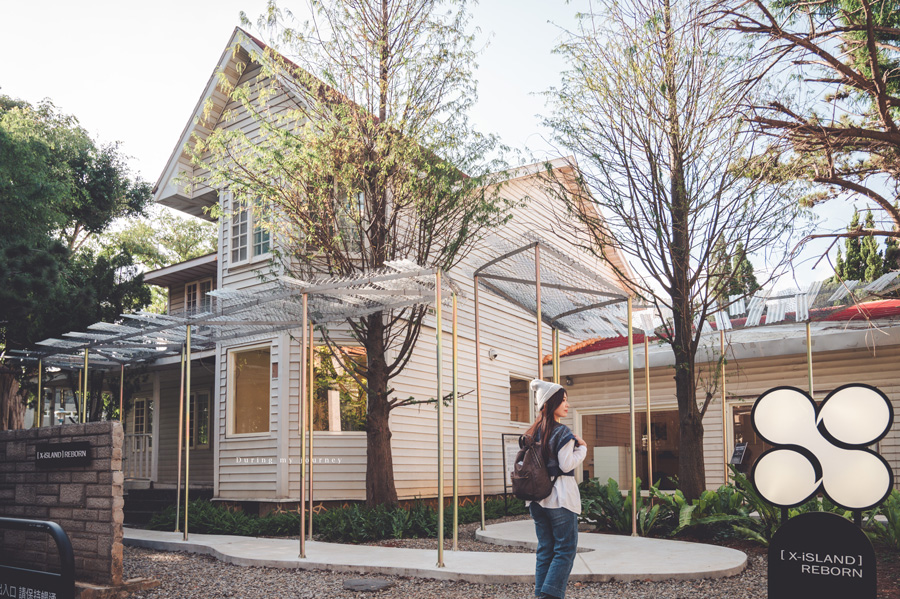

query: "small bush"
left=579, top=477, right=663, bottom=536
left=867, top=489, right=900, bottom=552
left=146, top=496, right=525, bottom=543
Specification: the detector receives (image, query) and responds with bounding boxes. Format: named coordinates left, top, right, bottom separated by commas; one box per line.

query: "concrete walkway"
left=124, top=520, right=747, bottom=583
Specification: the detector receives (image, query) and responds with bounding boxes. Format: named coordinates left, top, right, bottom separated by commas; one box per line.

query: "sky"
left=1, top=0, right=855, bottom=289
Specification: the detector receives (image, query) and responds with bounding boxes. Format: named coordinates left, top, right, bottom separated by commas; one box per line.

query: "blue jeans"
left=529, top=502, right=578, bottom=599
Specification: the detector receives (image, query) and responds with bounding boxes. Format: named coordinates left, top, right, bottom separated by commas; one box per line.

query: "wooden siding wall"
left=565, top=343, right=900, bottom=491
left=177, top=51, right=632, bottom=502
left=153, top=364, right=216, bottom=487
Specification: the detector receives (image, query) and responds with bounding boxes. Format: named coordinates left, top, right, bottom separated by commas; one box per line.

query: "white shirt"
left=528, top=439, right=587, bottom=514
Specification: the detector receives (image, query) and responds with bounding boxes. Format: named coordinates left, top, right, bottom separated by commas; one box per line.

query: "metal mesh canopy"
left=473, top=236, right=631, bottom=339
left=9, top=260, right=457, bottom=371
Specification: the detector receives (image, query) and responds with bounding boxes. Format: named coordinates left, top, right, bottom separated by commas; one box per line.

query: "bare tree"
left=714, top=0, right=900, bottom=247
left=192, top=0, right=508, bottom=506
left=543, top=0, right=800, bottom=499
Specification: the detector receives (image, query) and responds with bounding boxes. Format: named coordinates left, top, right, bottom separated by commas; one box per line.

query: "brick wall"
left=0, top=422, right=124, bottom=585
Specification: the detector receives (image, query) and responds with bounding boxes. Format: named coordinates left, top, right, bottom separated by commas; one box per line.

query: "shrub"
left=579, top=477, right=663, bottom=536
left=146, top=496, right=526, bottom=543
left=867, top=489, right=900, bottom=552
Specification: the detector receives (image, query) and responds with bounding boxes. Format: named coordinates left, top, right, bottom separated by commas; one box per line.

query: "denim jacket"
left=535, top=423, right=576, bottom=477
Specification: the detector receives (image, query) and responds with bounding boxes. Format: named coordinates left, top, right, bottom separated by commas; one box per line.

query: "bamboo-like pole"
left=119, top=363, right=125, bottom=423
left=474, top=276, right=485, bottom=531
left=552, top=329, right=559, bottom=384
left=644, top=335, right=653, bottom=488
left=628, top=297, right=637, bottom=537
left=77, top=369, right=82, bottom=423
left=535, top=245, right=542, bottom=381
left=82, top=350, right=89, bottom=422
left=435, top=271, right=445, bottom=568
left=806, top=322, right=814, bottom=395
left=184, top=325, right=192, bottom=541
left=452, top=291, right=459, bottom=551
left=721, top=330, right=728, bottom=483
left=36, top=359, right=43, bottom=428
left=175, top=344, right=186, bottom=533
left=308, top=320, right=314, bottom=540
left=299, top=294, right=307, bottom=558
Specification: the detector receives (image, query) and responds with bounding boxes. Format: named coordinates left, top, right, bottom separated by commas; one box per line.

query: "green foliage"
left=650, top=481, right=751, bottom=539
left=867, top=490, right=900, bottom=552
left=146, top=496, right=527, bottom=543
left=579, top=478, right=663, bottom=537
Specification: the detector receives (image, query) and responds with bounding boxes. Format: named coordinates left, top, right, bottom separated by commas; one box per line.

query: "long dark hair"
left=525, top=388, right=566, bottom=461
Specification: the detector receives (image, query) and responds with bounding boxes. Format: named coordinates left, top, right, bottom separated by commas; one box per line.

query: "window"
left=131, top=397, right=154, bottom=451
left=509, top=377, right=530, bottom=423
left=230, top=197, right=270, bottom=264
left=228, top=346, right=271, bottom=435
left=185, top=279, right=213, bottom=315
left=312, top=347, right=367, bottom=432
left=335, top=192, right=365, bottom=253
left=581, top=409, right=680, bottom=491
left=189, top=390, right=211, bottom=448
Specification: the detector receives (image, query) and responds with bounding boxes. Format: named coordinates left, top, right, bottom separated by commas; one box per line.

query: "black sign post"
left=769, top=511, right=876, bottom=599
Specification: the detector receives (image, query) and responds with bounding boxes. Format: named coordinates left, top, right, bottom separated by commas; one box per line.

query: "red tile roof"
left=550, top=299, right=900, bottom=361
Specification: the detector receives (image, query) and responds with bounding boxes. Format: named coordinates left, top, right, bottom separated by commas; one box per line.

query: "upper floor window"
left=185, top=279, right=213, bottom=315
left=230, top=196, right=270, bottom=265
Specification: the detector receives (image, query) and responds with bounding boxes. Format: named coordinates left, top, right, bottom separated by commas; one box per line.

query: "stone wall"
left=0, top=422, right=124, bottom=585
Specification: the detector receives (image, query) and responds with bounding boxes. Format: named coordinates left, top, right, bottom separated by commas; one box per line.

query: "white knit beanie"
left=531, top=379, right=564, bottom=411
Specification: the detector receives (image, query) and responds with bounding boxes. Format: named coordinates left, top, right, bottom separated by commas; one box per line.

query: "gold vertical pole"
left=184, top=325, right=191, bottom=541
left=119, top=363, right=125, bottom=423
left=83, top=350, right=89, bottom=422
left=175, top=344, right=186, bottom=533
left=535, top=245, right=543, bottom=381
left=721, top=330, right=728, bottom=483
left=806, top=322, right=814, bottom=396
left=553, top=329, right=560, bottom=384
left=644, top=335, right=653, bottom=488
left=628, top=297, right=637, bottom=536
left=474, top=276, right=485, bottom=531
left=36, top=359, right=43, bottom=428
left=435, top=271, right=445, bottom=568
left=77, top=369, right=82, bottom=423
left=300, top=294, right=307, bottom=558
left=452, top=291, right=459, bottom=551
left=308, top=320, right=314, bottom=540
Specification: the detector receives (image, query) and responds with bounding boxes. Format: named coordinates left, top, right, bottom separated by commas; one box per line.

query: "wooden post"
left=628, top=297, right=637, bottom=536
left=452, top=291, right=459, bottom=551
left=721, top=330, right=728, bottom=483
left=474, top=277, right=486, bottom=531
left=299, top=294, right=307, bottom=558
left=184, top=325, right=191, bottom=541
left=645, top=335, right=653, bottom=488
left=175, top=344, right=186, bottom=533
left=535, top=245, right=543, bottom=382
left=36, top=359, right=43, bottom=428
left=435, top=271, right=445, bottom=568
left=308, top=320, right=314, bottom=539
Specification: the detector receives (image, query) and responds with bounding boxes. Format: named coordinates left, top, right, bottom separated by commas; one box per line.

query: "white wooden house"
left=134, top=27, right=632, bottom=509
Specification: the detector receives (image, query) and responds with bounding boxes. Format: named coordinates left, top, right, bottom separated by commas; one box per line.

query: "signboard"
left=35, top=442, right=91, bottom=469
left=729, top=442, right=748, bottom=465
left=0, top=566, right=67, bottom=599
left=750, top=384, right=893, bottom=510
left=769, top=511, right=876, bottom=599
left=501, top=434, right=521, bottom=488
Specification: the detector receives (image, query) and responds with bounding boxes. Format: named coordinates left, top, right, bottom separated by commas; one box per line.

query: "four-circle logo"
left=751, top=384, right=894, bottom=511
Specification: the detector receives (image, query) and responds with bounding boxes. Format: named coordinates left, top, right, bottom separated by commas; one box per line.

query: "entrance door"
left=125, top=397, right=158, bottom=480
left=580, top=408, right=682, bottom=491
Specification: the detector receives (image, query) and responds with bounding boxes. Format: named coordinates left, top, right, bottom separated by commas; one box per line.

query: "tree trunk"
left=0, top=370, right=25, bottom=431
left=663, top=0, right=706, bottom=501
left=364, top=313, right=399, bottom=507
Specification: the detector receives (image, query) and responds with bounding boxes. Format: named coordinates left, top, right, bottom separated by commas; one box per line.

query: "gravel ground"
left=124, top=515, right=771, bottom=599
left=123, top=546, right=767, bottom=598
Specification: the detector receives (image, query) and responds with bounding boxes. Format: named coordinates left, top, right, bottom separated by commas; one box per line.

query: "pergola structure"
left=470, top=237, right=644, bottom=538
left=9, top=260, right=464, bottom=561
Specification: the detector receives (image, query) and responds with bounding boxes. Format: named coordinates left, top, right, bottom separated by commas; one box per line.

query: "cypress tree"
left=861, top=210, right=883, bottom=282
left=843, top=210, right=864, bottom=281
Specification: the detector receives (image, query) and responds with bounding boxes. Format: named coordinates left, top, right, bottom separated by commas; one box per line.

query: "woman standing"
left=525, top=379, right=587, bottom=599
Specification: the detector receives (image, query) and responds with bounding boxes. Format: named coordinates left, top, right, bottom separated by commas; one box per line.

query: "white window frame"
left=184, top=278, right=213, bottom=315
left=189, top=388, right=211, bottom=449
left=226, top=343, right=272, bottom=438
left=508, top=374, right=533, bottom=425
left=230, top=195, right=271, bottom=266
